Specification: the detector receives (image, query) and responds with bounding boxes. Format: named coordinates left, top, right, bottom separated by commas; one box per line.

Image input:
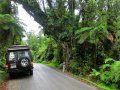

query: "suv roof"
left=7, top=45, right=30, bottom=51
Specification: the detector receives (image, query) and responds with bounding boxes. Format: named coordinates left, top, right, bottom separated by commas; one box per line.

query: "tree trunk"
left=61, top=42, right=71, bottom=71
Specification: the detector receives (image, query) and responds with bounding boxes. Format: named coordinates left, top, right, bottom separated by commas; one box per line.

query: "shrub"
left=69, top=59, right=79, bottom=74
left=111, top=61, right=120, bottom=88
left=89, top=69, right=100, bottom=79
left=89, top=58, right=120, bottom=89
left=0, top=58, right=5, bottom=71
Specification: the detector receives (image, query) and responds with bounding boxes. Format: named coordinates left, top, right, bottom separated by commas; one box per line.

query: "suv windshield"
left=9, top=51, right=29, bottom=61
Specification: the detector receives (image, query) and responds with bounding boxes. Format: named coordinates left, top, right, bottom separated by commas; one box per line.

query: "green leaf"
left=75, top=27, right=92, bottom=35
left=2, top=25, right=9, bottom=30
left=78, top=32, right=89, bottom=44
left=105, top=58, right=115, bottom=64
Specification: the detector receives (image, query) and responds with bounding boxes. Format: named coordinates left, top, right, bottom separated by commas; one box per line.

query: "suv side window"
left=9, top=52, right=17, bottom=61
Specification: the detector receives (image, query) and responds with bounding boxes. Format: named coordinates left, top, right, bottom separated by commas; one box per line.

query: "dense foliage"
left=27, top=33, right=60, bottom=67
left=0, top=0, right=24, bottom=69
left=1, top=0, right=120, bottom=89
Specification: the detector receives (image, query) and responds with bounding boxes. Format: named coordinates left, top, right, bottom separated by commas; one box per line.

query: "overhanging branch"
left=11, top=0, right=47, bottom=27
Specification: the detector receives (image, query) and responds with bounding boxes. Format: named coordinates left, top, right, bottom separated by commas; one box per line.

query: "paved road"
left=7, top=63, right=98, bottom=90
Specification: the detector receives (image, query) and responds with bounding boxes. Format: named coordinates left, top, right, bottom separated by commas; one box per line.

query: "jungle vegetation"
left=0, top=0, right=24, bottom=74
left=1, top=0, right=120, bottom=89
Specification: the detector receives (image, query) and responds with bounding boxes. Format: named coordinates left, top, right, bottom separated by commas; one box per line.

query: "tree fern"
left=0, top=14, right=24, bottom=44
left=111, top=61, right=120, bottom=82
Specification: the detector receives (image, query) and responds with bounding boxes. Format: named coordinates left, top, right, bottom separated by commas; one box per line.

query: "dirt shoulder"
left=0, top=73, right=9, bottom=90
left=0, top=81, right=7, bottom=90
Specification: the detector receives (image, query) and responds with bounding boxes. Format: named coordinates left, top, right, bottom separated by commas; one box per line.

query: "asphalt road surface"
left=7, top=63, right=98, bottom=90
